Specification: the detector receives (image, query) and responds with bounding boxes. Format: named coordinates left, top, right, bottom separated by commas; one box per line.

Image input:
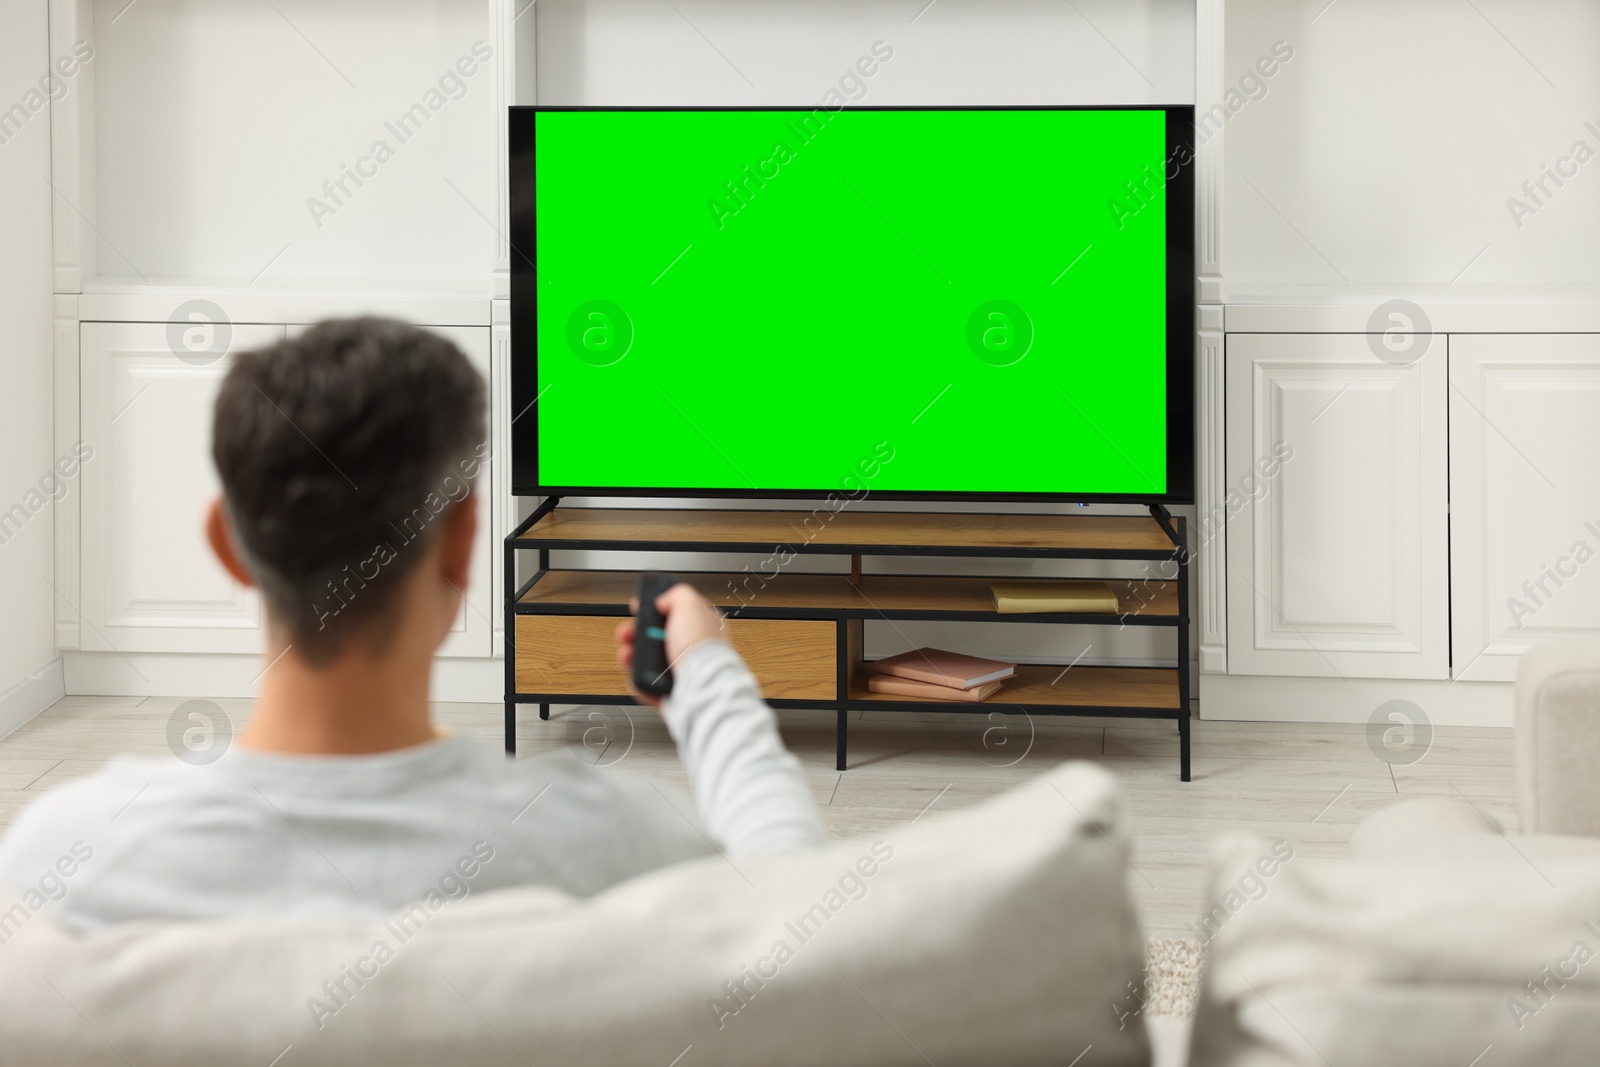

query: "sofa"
left=0, top=761, right=1153, bottom=1067
left=5, top=640, right=1598, bottom=1066
left=1181, top=638, right=1600, bottom=1067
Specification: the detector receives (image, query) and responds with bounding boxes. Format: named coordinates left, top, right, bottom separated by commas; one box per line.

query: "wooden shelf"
left=848, top=664, right=1181, bottom=711
left=519, top=570, right=1180, bottom=622
left=516, top=507, right=1178, bottom=557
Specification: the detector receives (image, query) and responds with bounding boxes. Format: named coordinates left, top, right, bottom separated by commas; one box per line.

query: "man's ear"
left=205, top=498, right=257, bottom=587
left=439, top=494, right=478, bottom=589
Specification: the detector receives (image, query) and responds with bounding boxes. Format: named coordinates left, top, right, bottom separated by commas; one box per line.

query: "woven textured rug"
left=1144, top=937, right=1205, bottom=1018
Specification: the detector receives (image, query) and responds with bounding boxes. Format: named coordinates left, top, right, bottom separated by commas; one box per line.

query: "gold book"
left=990, top=580, right=1119, bottom=615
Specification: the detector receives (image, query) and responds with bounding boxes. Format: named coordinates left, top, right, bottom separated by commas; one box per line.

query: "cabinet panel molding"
left=1450, top=335, right=1600, bottom=681
left=1226, top=333, right=1448, bottom=679
left=54, top=295, right=82, bottom=650
left=1196, top=311, right=1227, bottom=672
left=80, top=321, right=281, bottom=654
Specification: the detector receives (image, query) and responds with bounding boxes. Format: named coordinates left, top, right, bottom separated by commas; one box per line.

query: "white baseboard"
left=64, top=653, right=504, bottom=704
left=1196, top=672, right=1513, bottom=728
left=0, top=657, right=66, bottom=741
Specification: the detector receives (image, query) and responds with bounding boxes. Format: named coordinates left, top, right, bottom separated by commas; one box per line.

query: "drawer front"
left=516, top=616, right=835, bottom=700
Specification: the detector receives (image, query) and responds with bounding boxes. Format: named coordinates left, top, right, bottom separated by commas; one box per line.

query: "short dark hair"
left=212, top=317, right=486, bottom=661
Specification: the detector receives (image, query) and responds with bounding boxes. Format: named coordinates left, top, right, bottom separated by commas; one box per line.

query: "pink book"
left=867, top=675, right=1004, bottom=703
left=871, top=647, right=1016, bottom=690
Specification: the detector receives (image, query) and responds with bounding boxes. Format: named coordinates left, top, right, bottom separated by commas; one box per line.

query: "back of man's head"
left=212, top=317, right=486, bottom=663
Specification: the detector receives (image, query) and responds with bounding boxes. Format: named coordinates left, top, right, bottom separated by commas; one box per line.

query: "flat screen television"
left=509, top=105, right=1194, bottom=503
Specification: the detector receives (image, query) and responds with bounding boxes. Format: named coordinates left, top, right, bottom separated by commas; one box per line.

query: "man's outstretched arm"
left=617, top=586, right=827, bottom=856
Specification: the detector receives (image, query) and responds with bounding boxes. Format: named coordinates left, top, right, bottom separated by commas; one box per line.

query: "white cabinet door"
left=1226, top=334, right=1449, bottom=678
left=422, top=325, right=495, bottom=659
left=83, top=322, right=495, bottom=658
left=1450, top=335, right=1600, bottom=681
left=80, top=321, right=283, bottom=654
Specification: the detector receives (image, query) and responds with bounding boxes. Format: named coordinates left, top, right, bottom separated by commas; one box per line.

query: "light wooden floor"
left=0, top=696, right=1516, bottom=939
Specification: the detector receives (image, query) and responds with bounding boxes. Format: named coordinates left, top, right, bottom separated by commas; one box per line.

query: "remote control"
left=631, top=572, right=678, bottom=697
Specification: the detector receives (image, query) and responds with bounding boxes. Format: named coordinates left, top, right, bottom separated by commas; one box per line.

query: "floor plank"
left=0, top=759, right=60, bottom=791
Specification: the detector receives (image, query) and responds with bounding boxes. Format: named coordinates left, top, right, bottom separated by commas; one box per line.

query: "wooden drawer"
left=515, top=615, right=835, bottom=700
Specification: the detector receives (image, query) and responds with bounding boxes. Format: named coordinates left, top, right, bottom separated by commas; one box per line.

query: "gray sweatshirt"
left=0, top=641, right=826, bottom=930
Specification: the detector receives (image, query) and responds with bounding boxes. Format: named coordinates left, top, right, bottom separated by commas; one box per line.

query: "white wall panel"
left=536, top=0, right=1196, bottom=106
left=88, top=0, right=498, bottom=283
left=0, top=0, right=60, bottom=702
left=1223, top=0, right=1600, bottom=288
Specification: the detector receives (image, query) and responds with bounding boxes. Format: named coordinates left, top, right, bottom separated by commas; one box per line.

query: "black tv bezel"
left=509, top=104, right=1196, bottom=505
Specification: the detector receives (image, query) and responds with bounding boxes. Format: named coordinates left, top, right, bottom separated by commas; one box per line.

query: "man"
left=0, top=318, right=825, bottom=929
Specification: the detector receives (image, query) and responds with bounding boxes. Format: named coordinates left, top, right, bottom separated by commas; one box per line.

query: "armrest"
left=1517, top=639, right=1600, bottom=837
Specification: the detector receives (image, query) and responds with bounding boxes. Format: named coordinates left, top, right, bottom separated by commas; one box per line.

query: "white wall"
left=0, top=4, right=66, bottom=725
left=536, top=0, right=1195, bottom=106
left=88, top=0, right=497, bottom=284
left=1223, top=0, right=1600, bottom=288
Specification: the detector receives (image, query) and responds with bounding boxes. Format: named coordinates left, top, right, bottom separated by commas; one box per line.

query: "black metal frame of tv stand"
left=503, top=499, right=1191, bottom=781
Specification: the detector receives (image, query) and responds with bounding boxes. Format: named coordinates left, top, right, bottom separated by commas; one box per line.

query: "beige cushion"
left=1348, top=795, right=1501, bottom=860
left=0, top=761, right=1150, bottom=1067
left=1190, top=822, right=1600, bottom=1067
left=1517, top=638, right=1600, bottom=837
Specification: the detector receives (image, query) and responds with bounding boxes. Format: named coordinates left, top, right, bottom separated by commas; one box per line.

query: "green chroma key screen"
left=519, top=106, right=1189, bottom=501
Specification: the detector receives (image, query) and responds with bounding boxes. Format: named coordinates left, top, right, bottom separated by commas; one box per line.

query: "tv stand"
left=503, top=501, right=1191, bottom=780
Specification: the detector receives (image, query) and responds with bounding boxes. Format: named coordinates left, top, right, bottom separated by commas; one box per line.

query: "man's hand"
left=615, top=583, right=728, bottom=710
